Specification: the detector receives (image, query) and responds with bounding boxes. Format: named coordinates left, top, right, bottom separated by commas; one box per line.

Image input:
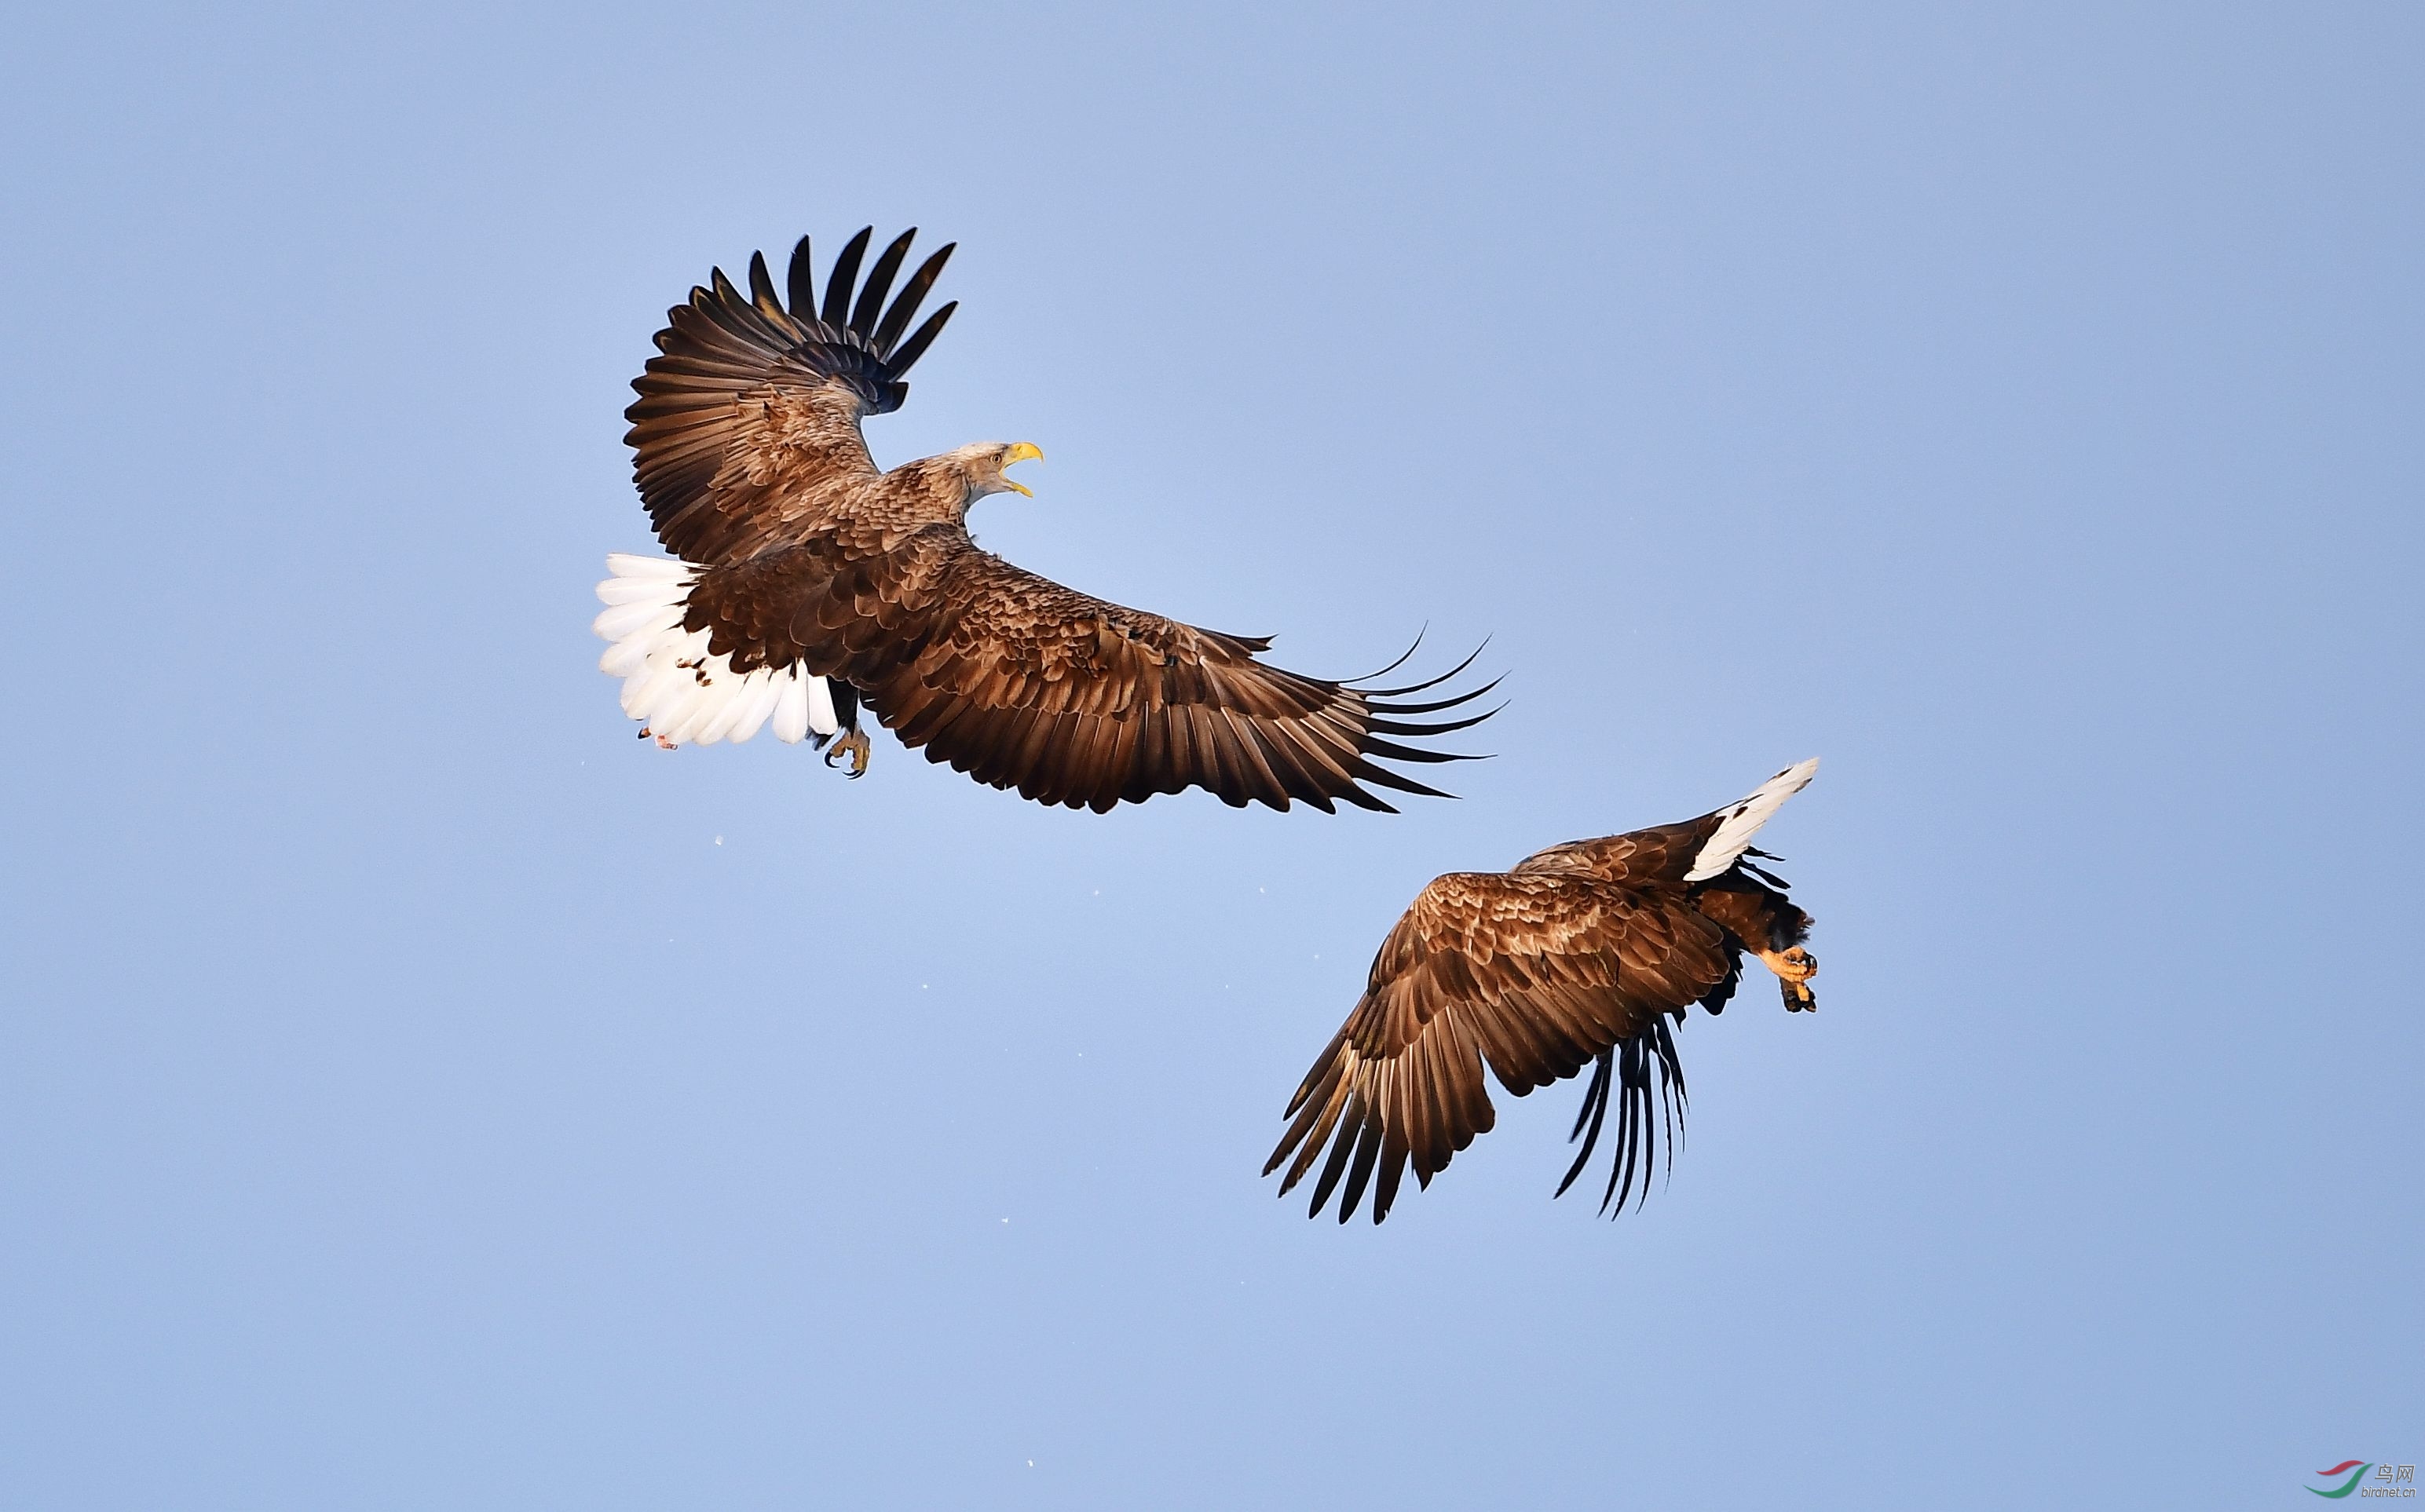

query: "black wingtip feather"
left=785, top=236, right=817, bottom=318
left=1357, top=637, right=1490, bottom=699
left=821, top=226, right=873, bottom=328
left=1347, top=760, right=1454, bottom=801
left=1359, top=736, right=1486, bottom=767
left=1365, top=674, right=1506, bottom=716
left=885, top=301, right=956, bottom=377
left=875, top=244, right=955, bottom=353
left=1345, top=626, right=1426, bottom=685
left=1365, top=708, right=1498, bottom=739
left=747, top=251, right=784, bottom=320
left=1308, top=1096, right=1365, bottom=1217
left=1556, top=1053, right=1615, bottom=1197
left=1337, top=1116, right=1386, bottom=1222
left=1553, top=1021, right=1689, bottom=1220
left=850, top=228, right=917, bottom=338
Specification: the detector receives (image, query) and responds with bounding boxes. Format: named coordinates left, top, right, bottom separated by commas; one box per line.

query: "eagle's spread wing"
left=864, top=546, right=1498, bottom=813
left=1266, top=873, right=1734, bottom=1223
left=626, top=228, right=958, bottom=564
left=679, top=531, right=1497, bottom=813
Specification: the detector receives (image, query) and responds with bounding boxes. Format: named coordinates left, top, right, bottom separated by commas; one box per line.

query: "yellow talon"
left=1757, top=946, right=1816, bottom=983
left=827, top=730, right=872, bottom=777
left=1756, top=948, right=1818, bottom=1012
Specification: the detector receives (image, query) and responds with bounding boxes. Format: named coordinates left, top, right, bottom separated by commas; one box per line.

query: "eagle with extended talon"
left=1267, top=760, right=1823, bottom=1223
left=593, top=227, right=1495, bottom=812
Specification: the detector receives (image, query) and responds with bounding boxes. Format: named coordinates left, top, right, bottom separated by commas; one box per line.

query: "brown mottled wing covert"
left=625, top=228, right=958, bottom=564
left=678, top=530, right=1498, bottom=813
left=1266, top=874, right=1732, bottom=1222
left=1510, top=816, right=1719, bottom=886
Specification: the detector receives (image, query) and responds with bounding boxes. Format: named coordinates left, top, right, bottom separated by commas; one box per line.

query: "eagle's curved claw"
left=825, top=730, right=872, bottom=778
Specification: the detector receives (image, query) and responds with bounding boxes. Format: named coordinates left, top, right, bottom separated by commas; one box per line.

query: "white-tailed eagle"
left=593, top=227, right=1495, bottom=812
left=1267, top=760, right=1823, bottom=1222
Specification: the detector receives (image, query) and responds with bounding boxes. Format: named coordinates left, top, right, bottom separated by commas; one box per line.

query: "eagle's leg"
left=1756, top=947, right=1818, bottom=1012
left=827, top=730, right=872, bottom=777
left=822, top=682, right=871, bottom=779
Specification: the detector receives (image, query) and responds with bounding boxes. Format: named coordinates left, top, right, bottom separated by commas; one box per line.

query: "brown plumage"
left=1267, top=761, right=1823, bottom=1223
left=602, top=227, right=1496, bottom=811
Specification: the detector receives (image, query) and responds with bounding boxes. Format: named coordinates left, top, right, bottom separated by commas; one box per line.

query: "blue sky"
left=4, top=3, right=2420, bottom=1507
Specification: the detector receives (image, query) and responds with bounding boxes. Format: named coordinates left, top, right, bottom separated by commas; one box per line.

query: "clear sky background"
left=4, top=3, right=2420, bottom=1507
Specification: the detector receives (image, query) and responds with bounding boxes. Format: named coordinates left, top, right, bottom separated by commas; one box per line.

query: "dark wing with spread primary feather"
left=678, top=528, right=1498, bottom=813
left=1264, top=873, right=1735, bottom=1223
left=865, top=546, right=1500, bottom=813
left=625, top=228, right=959, bottom=564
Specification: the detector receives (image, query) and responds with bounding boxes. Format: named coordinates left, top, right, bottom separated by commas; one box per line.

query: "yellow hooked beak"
left=1002, top=441, right=1043, bottom=496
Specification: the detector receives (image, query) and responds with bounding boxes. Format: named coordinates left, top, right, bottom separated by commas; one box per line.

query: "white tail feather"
left=1684, top=758, right=1820, bottom=882
left=696, top=670, right=771, bottom=744
left=595, top=575, right=680, bottom=606
left=594, top=554, right=847, bottom=748
left=653, top=680, right=720, bottom=747
left=773, top=669, right=810, bottom=743
left=727, top=674, right=783, bottom=743
left=620, top=635, right=700, bottom=716
left=598, top=636, right=654, bottom=679
left=604, top=552, right=689, bottom=580
left=807, top=673, right=838, bottom=735
left=591, top=598, right=682, bottom=642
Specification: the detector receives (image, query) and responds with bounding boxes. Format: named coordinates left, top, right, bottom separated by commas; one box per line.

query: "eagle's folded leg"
left=825, top=729, right=872, bottom=778
left=1756, top=947, right=1817, bottom=1011
left=818, top=681, right=869, bottom=777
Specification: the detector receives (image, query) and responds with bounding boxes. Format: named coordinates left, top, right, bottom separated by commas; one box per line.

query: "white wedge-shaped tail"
left=1684, top=758, right=1820, bottom=882
left=593, top=553, right=840, bottom=747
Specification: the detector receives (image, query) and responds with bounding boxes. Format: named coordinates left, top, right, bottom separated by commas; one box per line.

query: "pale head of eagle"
left=945, top=440, right=1043, bottom=503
